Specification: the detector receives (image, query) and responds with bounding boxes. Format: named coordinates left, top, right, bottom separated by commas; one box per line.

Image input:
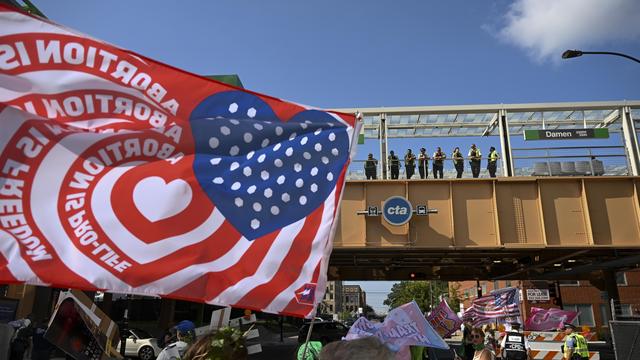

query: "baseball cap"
left=175, top=320, right=196, bottom=333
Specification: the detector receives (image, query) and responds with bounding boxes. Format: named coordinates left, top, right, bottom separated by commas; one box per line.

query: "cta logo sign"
left=382, top=196, right=412, bottom=225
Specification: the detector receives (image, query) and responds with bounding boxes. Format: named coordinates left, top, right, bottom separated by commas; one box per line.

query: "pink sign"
left=525, top=307, right=579, bottom=331
left=427, top=299, right=463, bottom=337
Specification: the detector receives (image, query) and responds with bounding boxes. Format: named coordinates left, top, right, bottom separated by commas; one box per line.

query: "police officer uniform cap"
left=563, top=323, right=577, bottom=330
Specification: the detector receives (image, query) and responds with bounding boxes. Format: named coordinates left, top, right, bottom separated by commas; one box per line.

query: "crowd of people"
left=364, top=144, right=500, bottom=180
left=457, top=321, right=589, bottom=360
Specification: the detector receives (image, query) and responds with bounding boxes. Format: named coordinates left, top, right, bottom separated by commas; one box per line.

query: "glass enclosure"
left=342, top=101, right=639, bottom=180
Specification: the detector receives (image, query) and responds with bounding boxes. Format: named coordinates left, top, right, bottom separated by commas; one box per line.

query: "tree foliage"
left=383, top=281, right=450, bottom=313
left=448, top=282, right=462, bottom=312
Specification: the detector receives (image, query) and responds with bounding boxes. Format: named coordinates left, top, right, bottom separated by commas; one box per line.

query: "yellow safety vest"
left=489, top=150, right=499, bottom=162
left=564, top=333, right=589, bottom=359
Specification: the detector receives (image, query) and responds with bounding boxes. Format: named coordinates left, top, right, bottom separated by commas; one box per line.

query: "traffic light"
left=409, top=272, right=426, bottom=279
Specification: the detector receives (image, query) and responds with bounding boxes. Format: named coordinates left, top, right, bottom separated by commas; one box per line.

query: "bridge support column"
left=498, top=109, right=514, bottom=176
left=381, top=113, right=389, bottom=179
left=621, top=106, right=640, bottom=176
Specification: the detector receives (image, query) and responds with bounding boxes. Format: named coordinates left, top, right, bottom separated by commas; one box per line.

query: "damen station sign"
left=524, top=128, right=609, bottom=140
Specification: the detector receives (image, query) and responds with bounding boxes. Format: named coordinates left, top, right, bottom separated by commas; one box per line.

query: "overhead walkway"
left=330, top=177, right=640, bottom=281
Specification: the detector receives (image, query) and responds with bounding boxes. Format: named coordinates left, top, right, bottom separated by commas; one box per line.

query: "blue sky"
left=36, top=0, right=640, bottom=314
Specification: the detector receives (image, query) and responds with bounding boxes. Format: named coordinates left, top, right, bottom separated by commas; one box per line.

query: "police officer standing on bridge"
left=388, top=151, right=400, bottom=179
left=500, top=321, right=531, bottom=360
left=364, top=153, right=378, bottom=180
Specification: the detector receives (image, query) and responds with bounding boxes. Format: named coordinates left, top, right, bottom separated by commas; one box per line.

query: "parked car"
left=117, top=328, right=161, bottom=360
left=298, top=321, right=349, bottom=344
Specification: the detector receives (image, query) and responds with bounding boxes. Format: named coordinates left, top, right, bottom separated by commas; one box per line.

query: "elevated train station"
left=329, top=100, right=640, bottom=287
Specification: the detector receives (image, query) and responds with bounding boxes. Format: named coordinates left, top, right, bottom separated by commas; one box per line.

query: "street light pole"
left=562, top=49, right=640, bottom=64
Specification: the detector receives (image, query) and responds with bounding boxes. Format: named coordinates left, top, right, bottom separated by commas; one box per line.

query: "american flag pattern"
left=462, top=288, right=521, bottom=326
left=0, top=5, right=359, bottom=318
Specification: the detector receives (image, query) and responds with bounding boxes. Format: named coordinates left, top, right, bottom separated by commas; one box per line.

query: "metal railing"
left=610, top=298, right=640, bottom=321
left=347, top=158, right=502, bottom=180
left=512, top=145, right=629, bottom=177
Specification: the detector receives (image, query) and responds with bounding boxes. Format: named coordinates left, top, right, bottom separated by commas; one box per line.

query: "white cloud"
left=496, top=0, right=640, bottom=62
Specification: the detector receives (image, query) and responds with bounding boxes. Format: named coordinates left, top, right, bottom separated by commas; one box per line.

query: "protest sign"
left=426, top=299, right=463, bottom=337
left=525, top=307, right=578, bottom=331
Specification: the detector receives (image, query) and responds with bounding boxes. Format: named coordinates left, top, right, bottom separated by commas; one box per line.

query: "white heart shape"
left=133, top=177, right=192, bottom=222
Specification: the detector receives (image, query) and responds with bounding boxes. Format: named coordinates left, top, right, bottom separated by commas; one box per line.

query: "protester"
left=297, top=340, right=323, bottom=360
left=469, top=328, right=494, bottom=360
left=159, top=325, right=177, bottom=349
left=389, top=151, right=400, bottom=179
left=30, top=319, right=53, bottom=360
left=432, top=147, right=446, bottom=179
left=157, top=320, right=196, bottom=360
left=9, top=317, right=32, bottom=360
left=483, top=324, right=498, bottom=357
left=468, top=145, right=482, bottom=178
left=562, top=323, right=589, bottom=360
left=183, top=327, right=248, bottom=360
left=461, top=322, right=475, bottom=360
left=405, top=149, right=416, bottom=179
left=418, top=148, right=429, bottom=179
left=452, top=147, right=464, bottom=178
left=319, top=336, right=394, bottom=360
left=364, top=153, right=378, bottom=180
left=500, top=322, right=530, bottom=360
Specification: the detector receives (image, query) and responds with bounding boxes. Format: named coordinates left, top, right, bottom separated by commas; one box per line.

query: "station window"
left=615, top=272, right=627, bottom=286
left=564, top=304, right=595, bottom=326
left=558, top=280, right=579, bottom=286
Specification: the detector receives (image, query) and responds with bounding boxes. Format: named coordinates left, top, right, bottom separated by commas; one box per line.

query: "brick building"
left=321, top=281, right=343, bottom=315
left=453, top=269, right=640, bottom=329
left=343, top=284, right=366, bottom=314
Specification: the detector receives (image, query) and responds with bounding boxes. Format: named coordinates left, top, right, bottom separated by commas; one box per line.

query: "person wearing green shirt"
left=297, top=340, right=323, bottom=360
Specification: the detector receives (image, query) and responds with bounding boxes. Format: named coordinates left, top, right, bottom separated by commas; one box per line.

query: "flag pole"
left=301, top=310, right=318, bottom=360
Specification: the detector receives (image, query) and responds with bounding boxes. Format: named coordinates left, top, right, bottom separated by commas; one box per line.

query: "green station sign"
left=524, top=128, right=609, bottom=140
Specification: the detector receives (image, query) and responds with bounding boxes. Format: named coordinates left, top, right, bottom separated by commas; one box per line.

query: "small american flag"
left=0, top=5, right=359, bottom=318
left=463, top=288, right=520, bottom=326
